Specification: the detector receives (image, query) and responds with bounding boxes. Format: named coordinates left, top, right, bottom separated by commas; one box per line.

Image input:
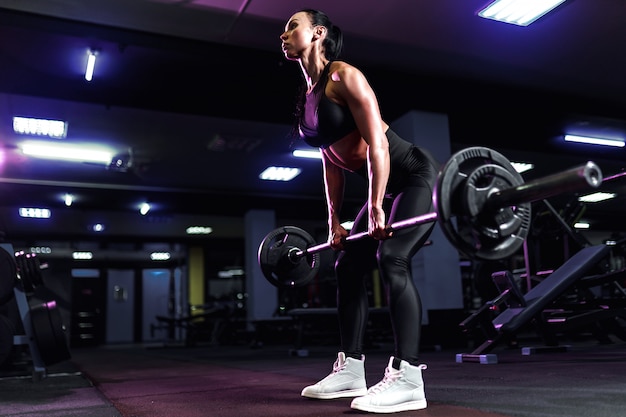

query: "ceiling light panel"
left=511, top=162, right=534, bottom=173
left=578, top=192, right=616, bottom=203
left=13, top=117, right=68, bottom=138
left=19, top=208, right=51, bottom=218
left=478, top=0, right=567, bottom=26
left=259, top=166, right=301, bottom=181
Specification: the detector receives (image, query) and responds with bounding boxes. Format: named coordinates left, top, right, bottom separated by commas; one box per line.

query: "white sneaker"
left=301, top=352, right=367, bottom=399
left=350, top=357, right=427, bottom=413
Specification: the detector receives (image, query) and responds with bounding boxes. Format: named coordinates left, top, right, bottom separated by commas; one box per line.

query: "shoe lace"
left=367, top=366, right=403, bottom=394
left=332, top=357, right=346, bottom=374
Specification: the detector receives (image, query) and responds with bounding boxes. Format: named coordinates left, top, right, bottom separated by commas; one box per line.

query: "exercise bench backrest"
left=493, top=244, right=610, bottom=334
left=491, top=270, right=526, bottom=308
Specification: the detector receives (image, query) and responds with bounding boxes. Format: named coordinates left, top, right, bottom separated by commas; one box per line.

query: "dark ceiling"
left=0, top=0, right=625, bottom=242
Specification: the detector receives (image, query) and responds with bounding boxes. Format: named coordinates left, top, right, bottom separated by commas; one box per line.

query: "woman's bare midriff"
left=322, top=130, right=368, bottom=171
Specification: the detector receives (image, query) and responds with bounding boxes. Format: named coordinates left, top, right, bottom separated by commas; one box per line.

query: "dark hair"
left=289, top=10, right=344, bottom=144
left=300, top=9, right=343, bottom=60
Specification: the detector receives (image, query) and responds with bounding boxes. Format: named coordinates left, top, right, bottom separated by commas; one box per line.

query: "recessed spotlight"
left=139, top=202, right=151, bottom=215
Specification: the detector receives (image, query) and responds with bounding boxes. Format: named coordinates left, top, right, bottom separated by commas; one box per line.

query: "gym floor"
left=1, top=337, right=625, bottom=417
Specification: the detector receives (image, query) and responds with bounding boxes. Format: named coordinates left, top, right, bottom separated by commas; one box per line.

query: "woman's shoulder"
left=328, top=60, right=365, bottom=82
left=329, top=60, right=358, bottom=72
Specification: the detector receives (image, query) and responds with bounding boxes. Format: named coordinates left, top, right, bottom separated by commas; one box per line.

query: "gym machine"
left=0, top=243, right=70, bottom=380
left=456, top=244, right=626, bottom=363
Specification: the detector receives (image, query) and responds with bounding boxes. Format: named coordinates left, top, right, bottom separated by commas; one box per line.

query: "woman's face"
left=280, top=12, right=315, bottom=61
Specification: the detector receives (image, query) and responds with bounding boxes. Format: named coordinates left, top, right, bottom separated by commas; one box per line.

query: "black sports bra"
left=299, top=64, right=358, bottom=148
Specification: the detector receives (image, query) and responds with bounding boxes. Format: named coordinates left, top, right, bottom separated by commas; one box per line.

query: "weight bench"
left=287, top=307, right=390, bottom=356
left=457, top=244, right=612, bottom=363
left=151, top=303, right=234, bottom=346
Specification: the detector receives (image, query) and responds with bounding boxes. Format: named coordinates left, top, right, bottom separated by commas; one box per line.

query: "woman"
left=280, top=9, right=439, bottom=413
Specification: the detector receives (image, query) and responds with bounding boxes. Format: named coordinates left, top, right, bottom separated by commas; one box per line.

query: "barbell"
left=258, top=147, right=603, bottom=288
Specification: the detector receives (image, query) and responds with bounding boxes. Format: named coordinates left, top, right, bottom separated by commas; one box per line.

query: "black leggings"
left=335, top=176, right=436, bottom=366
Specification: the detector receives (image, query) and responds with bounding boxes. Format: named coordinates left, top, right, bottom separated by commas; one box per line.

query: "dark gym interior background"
left=0, top=0, right=625, bottom=380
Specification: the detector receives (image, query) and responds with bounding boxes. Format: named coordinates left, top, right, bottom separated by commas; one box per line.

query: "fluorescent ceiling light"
left=85, top=49, right=97, bottom=81
left=564, top=134, right=625, bottom=148
left=511, top=162, right=534, bottom=173
left=478, top=0, right=567, bottom=26
left=578, top=192, right=616, bottom=203
left=13, top=117, right=68, bottom=138
left=293, top=149, right=322, bottom=159
left=259, top=166, right=301, bottom=181
left=20, top=140, right=115, bottom=164
left=573, top=221, right=590, bottom=229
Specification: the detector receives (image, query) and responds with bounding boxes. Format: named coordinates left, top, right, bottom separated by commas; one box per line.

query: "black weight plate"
left=0, top=247, right=17, bottom=306
left=30, top=301, right=71, bottom=366
left=258, top=226, right=320, bottom=288
left=0, top=314, right=14, bottom=368
left=462, top=164, right=531, bottom=260
left=434, top=147, right=531, bottom=261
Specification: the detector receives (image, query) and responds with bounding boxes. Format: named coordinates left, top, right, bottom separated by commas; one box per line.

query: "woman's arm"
left=322, top=153, right=348, bottom=249
left=327, top=62, right=391, bottom=240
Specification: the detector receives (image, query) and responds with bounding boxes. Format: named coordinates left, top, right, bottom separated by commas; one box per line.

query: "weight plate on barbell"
left=258, top=226, right=320, bottom=288
left=434, top=147, right=532, bottom=261
left=463, top=163, right=531, bottom=259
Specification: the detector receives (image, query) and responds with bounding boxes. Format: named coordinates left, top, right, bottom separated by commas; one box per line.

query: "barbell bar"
left=289, top=212, right=439, bottom=261
left=485, top=161, right=602, bottom=210
left=258, top=147, right=603, bottom=288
